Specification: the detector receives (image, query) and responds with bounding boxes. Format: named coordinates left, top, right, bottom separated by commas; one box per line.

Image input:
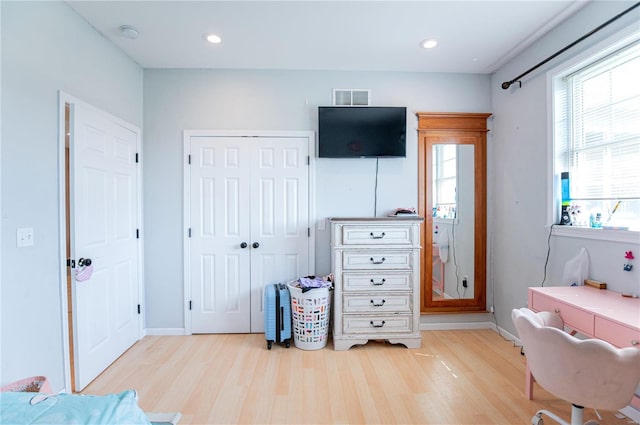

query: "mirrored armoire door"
left=416, top=112, right=491, bottom=313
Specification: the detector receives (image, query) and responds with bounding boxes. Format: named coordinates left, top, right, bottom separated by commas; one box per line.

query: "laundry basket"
left=287, top=282, right=332, bottom=350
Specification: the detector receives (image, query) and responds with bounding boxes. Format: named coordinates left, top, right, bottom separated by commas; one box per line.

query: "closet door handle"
left=240, top=242, right=248, bottom=249
left=370, top=257, right=385, bottom=264
left=369, top=232, right=386, bottom=239
left=252, top=242, right=260, bottom=249
left=370, top=278, right=386, bottom=286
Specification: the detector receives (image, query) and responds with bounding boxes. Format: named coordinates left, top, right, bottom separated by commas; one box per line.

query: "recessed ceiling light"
left=203, top=33, right=222, bottom=44
left=420, top=39, right=438, bottom=49
left=119, top=25, right=139, bottom=40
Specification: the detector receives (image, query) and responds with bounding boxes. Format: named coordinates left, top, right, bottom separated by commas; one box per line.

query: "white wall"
left=490, top=1, right=640, bottom=335
left=143, top=69, right=491, bottom=329
left=1, top=1, right=143, bottom=391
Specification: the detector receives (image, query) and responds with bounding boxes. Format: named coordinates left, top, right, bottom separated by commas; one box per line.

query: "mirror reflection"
left=431, top=144, right=475, bottom=300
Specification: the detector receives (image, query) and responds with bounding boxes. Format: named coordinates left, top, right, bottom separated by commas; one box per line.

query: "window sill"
left=552, top=225, right=640, bottom=244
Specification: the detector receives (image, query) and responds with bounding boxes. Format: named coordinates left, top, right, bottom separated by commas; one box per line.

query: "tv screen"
left=318, top=106, right=407, bottom=158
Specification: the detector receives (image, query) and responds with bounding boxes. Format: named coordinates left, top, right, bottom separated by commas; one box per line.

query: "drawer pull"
left=370, top=278, right=386, bottom=286
left=632, top=340, right=639, bottom=346
left=369, top=232, right=386, bottom=239
left=370, top=320, right=386, bottom=328
left=370, top=257, right=386, bottom=264
left=370, top=299, right=386, bottom=307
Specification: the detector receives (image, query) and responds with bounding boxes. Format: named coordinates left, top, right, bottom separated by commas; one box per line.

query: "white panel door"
left=71, top=103, right=140, bottom=390
left=249, top=138, right=309, bottom=333
left=189, top=137, right=252, bottom=333
left=189, top=135, right=310, bottom=334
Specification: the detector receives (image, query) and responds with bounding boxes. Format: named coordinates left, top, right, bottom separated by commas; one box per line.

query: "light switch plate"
left=17, top=227, right=34, bottom=247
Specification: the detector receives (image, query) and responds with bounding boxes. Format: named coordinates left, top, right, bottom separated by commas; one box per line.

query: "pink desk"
left=527, top=286, right=640, bottom=408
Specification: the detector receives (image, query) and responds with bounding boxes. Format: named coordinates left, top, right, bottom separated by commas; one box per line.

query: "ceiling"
left=67, top=1, right=588, bottom=74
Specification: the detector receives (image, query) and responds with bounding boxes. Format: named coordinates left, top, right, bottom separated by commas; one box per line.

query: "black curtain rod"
left=501, top=2, right=640, bottom=90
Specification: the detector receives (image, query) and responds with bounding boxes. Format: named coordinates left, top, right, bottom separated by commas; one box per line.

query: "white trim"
left=419, top=320, right=495, bottom=331
left=57, top=91, right=143, bottom=392
left=144, top=328, right=187, bottom=336
left=488, top=1, right=589, bottom=73
left=182, top=133, right=192, bottom=335
left=552, top=225, right=640, bottom=244
left=182, top=130, right=316, bottom=336
left=619, top=406, right=640, bottom=423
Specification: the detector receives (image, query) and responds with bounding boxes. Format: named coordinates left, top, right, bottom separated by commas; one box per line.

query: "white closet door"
left=72, top=103, right=140, bottom=390
left=249, top=137, right=310, bottom=333
left=190, top=137, right=252, bottom=333
left=189, top=135, right=310, bottom=334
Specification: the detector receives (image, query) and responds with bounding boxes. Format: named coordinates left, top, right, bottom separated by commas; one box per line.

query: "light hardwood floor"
left=82, top=330, right=633, bottom=424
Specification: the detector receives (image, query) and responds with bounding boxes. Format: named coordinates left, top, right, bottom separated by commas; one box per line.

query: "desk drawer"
left=530, top=292, right=594, bottom=335
left=594, top=316, right=640, bottom=348
left=341, top=225, right=414, bottom=246
left=342, top=251, right=412, bottom=270
left=343, top=294, right=411, bottom=313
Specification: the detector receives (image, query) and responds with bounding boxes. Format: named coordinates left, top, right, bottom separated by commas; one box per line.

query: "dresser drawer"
left=342, top=272, right=412, bottom=292
left=342, top=250, right=412, bottom=270
left=530, top=291, right=594, bottom=335
left=341, top=225, right=414, bottom=246
left=343, top=314, right=412, bottom=334
left=343, top=294, right=411, bottom=313
left=594, top=316, right=640, bottom=348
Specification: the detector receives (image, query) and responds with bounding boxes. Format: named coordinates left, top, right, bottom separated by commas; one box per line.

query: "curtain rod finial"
left=501, top=81, right=511, bottom=90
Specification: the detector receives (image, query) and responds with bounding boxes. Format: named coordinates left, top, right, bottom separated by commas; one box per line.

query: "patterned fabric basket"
left=1, top=376, right=52, bottom=393
left=287, top=282, right=331, bottom=350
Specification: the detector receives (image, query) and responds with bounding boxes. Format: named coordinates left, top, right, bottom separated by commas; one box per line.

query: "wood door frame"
left=182, top=130, right=316, bottom=335
left=57, top=91, right=144, bottom=392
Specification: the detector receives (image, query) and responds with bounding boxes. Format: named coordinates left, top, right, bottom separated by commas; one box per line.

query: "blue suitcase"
left=264, top=283, right=292, bottom=349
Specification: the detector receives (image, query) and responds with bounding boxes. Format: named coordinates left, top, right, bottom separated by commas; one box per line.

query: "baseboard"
left=144, top=328, right=186, bottom=336
left=419, top=321, right=495, bottom=331
left=618, top=406, right=640, bottom=423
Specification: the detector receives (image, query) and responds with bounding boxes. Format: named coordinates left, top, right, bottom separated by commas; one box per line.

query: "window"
left=432, top=144, right=457, bottom=219
left=553, top=38, right=640, bottom=232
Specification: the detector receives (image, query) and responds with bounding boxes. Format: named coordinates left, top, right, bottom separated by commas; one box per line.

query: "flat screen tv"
left=318, top=106, right=407, bottom=158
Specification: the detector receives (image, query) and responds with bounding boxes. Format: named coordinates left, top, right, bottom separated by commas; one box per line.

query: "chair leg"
left=570, top=404, right=584, bottom=425
left=532, top=409, right=570, bottom=425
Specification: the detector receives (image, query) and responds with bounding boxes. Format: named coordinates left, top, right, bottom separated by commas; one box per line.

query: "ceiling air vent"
left=332, top=89, right=370, bottom=106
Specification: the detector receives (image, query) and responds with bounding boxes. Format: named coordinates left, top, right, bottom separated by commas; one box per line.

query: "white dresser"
left=330, top=217, right=423, bottom=350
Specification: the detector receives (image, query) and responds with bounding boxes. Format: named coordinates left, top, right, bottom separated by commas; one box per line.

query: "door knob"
left=240, top=242, right=248, bottom=248
left=78, top=258, right=92, bottom=267
left=252, top=242, right=260, bottom=249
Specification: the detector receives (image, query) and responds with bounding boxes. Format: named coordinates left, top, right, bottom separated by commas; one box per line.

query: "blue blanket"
left=0, top=390, right=151, bottom=424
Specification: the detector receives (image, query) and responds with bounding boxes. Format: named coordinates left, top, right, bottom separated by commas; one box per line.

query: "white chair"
left=512, top=307, right=640, bottom=425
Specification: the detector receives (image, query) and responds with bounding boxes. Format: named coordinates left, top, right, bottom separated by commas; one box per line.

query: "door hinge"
left=135, top=153, right=139, bottom=163
left=308, top=227, right=311, bottom=237
left=188, top=154, right=191, bottom=165
left=189, top=300, right=192, bottom=310
left=137, top=304, right=141, bottom=314
left=67, top=259, right=76, bottom=268
left=307, top=155, right=310, bottom=165
left=136, top=228, right=140, bottom=239
left=188, top=228, right=192, bottom=238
